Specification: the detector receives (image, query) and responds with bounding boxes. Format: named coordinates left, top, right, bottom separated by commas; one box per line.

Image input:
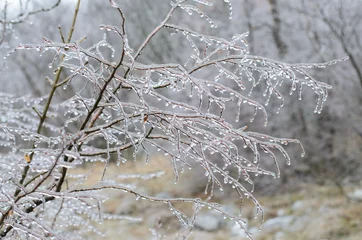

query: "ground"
left=68, top=156, right=362, bottom=240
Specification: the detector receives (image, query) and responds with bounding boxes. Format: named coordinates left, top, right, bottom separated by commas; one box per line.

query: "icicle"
left=235, top=99, right=241, bottom=122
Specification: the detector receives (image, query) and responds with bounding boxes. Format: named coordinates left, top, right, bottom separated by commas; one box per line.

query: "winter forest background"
left=0, top=0, right=361, bottom=239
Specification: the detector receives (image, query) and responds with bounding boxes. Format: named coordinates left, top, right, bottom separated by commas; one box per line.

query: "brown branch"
left=2, top=0, right=83, bottom=236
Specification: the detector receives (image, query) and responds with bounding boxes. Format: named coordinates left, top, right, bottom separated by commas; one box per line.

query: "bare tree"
left=0, top=0, right=345, bottom=239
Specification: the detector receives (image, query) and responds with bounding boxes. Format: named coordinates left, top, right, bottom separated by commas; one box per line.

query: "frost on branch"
left=0, top=0, right=347, bottom=239
left=0, top=0, right=61, bottom=48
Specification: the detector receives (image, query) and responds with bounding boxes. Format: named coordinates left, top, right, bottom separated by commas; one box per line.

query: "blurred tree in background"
left=0, top=0, right=358, bottom=239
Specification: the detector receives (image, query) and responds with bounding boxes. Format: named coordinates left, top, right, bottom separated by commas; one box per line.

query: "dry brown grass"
left=66, top=156, right=362, bottom=240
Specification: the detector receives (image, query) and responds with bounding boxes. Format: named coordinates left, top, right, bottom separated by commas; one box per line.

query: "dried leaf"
left=24, top=154, right=31, bottom=163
